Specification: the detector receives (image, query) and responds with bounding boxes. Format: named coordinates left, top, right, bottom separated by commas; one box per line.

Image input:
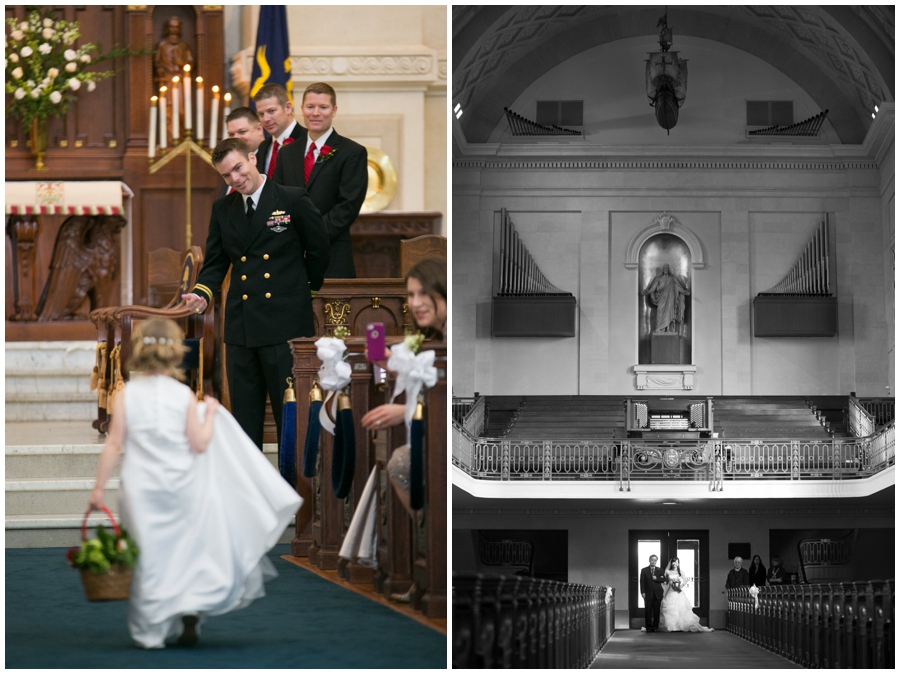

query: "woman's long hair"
left=406, top=256, right=446, bottom=340
left=666, top=557, right=682, bottom=576
left=751, top=554, right=762, bottom=569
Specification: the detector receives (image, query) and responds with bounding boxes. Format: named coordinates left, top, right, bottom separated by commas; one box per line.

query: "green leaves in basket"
left=67, top=525, right=140, bottom=574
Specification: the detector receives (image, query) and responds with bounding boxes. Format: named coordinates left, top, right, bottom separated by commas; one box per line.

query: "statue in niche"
left=641, top=263, right=690, bottom=335
left=154, top=16, right=194, bottom=91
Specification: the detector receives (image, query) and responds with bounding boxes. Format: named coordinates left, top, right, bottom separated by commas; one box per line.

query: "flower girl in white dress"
left=89, top=318, right=301, bottom=649
left=658, top=557, right=715, bottom=633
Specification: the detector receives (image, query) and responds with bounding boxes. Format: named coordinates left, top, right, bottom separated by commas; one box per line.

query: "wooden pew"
left=290, top=331, right=446, bottom=618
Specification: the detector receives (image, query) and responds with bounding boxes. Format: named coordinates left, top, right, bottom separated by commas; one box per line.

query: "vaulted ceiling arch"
left=453, top=5, right=894, bottom=145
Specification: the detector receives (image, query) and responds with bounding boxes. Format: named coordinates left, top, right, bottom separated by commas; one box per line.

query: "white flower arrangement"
left=4, top=9, right=134, bottom=128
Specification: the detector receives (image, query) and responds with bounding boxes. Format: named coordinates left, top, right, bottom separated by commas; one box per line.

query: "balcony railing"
left=452, top=419, right=894, bottom=491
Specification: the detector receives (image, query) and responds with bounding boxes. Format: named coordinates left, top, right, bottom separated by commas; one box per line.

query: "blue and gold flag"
left=250, top=5, right=292, bottom=108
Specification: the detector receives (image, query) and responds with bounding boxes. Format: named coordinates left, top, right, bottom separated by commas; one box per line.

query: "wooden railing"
left=727, top=580, right=894, bottom=668
left=453, top=418, right=895, bottom=490
left=453, top=573, right=614, bottom=669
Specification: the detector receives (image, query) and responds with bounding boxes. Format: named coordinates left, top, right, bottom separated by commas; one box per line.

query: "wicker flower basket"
left=78, top=505, right=133, bottom=602
left=80, top=563, right=132, bottom=601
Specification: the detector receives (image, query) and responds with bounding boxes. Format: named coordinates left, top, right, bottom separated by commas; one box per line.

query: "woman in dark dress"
left=748, top=554, right=767, bottom=587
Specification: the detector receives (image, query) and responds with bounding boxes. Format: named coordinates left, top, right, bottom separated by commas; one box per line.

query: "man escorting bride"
left=658, top=557, right=715, bottom=633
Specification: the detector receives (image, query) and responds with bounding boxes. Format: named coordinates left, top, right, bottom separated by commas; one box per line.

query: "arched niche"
left=638, top=234, right=692, bottom=365
left=624, top=212, right=706, bottom=270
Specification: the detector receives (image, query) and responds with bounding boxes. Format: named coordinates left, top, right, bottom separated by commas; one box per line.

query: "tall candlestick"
left=159, top=86, right=167, bottom=150
left=172, top=76, right=180, bottom=139
left=183, top=65, right=192, bottom=131
left=209, top=85, right=220, bottom=148
left=223, top=92, right=232, bottom=122
left=195, top=76, right=204, bottom=144
left=149, top=96, right=158, bottom=159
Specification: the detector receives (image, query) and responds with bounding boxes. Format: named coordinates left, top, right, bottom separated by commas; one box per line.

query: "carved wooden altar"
left=5, top=5, right=225, bottom=343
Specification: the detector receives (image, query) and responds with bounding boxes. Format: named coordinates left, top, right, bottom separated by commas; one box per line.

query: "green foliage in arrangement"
left=67, top=525, right=140, bottom=574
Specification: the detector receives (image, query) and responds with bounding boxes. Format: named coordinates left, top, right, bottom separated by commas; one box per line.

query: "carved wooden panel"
left=351, top=211, right=443, bottom=278
left=312, top=278, right=413, bottom=338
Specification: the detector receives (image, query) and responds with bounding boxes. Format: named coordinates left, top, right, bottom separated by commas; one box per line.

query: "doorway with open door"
left=628, top=529, right=711, bottom=629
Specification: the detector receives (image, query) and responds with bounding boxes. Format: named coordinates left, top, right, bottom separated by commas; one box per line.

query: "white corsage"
left=749, top=584, right=760, bottom=609
left=315, top=336, right=352, bottom=434
left=388, top=341, right=438, bottom=432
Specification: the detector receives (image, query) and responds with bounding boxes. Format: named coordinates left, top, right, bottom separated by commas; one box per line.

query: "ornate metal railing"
left=453, top=573, right=614, bottom=669
left=849, top=396, right=895, bottom=436
left=727, top=580, right=894, bottom=669
left=453, top=396, right=478, bottom=426
left=453, top=419, right=894, bottom=491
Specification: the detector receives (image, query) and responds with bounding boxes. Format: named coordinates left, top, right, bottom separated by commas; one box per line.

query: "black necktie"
left=246, top=197, right=255, bottom=221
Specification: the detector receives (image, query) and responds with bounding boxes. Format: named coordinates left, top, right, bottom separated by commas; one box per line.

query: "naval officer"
left=182, top=137, right=330, bottom=449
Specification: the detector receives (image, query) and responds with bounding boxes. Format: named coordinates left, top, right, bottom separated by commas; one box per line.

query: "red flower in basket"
left=66, top=547, right=79, bottom=566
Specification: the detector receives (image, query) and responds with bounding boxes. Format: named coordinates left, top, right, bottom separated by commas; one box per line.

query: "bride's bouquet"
left=669, top=577, right=683, bottom=592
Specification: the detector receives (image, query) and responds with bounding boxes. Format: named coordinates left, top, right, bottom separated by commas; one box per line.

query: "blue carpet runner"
left=6, top=545, right=446, bottom=668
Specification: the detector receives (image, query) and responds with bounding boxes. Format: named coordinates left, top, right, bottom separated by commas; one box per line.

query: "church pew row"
left=727, top=581, right=894, bottom=669
left=453, top=573, right=615, bottom=669
left=290, top=336, right=447, bottom=619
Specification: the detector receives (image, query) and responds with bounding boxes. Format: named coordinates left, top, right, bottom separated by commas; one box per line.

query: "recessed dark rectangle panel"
left=492, top=296, right=577, bottom=337
left=753, top=296, right=837, bottom=337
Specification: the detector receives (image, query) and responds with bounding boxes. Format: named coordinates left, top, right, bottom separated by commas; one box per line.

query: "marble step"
left=5, top=340, right=98, bottom=371
left=6, top=478, right=122, bottom=516
left=5, top=396, right=97, bottom=422
left=7, top=447, right=120, bottom=480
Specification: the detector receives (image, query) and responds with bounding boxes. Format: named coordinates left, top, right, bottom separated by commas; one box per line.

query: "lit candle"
left=183, top=64, right=192, bottom=131
left=149, top=96, right=158, bottom=159
left=223, top=92, right=232, bottom=121
left=159, top=87, right=167, bottom=150
left=171, top=76, right=180, bottom=140
left=195, top=76, right=204, bottom=144
left=209, top=85, right=220, bottom=148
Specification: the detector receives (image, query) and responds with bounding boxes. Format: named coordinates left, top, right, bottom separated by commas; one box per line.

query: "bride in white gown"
left=659, top=557, right=715, bottom=633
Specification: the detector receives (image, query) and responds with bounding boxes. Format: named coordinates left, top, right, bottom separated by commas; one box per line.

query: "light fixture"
left=454, top=102, right=463, bottom=119
left=645, top=8, right=688, bottom=134
left=875, top=104, right=879, bottom=113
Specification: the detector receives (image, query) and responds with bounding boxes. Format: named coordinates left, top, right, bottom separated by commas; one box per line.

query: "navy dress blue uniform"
left=192, top=178, right=329, bottom=449
left=273, top=128, right=367, bottom=278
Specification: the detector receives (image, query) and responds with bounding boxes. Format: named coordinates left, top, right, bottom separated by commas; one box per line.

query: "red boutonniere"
left=316, top=145, right=337, bottom=164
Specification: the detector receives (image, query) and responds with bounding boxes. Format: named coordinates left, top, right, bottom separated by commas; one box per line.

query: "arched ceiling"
left=453, top=5, right=894, bottom=145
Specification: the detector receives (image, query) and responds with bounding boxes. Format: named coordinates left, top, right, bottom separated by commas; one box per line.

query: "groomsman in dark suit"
left=253, top=83, right=305, bottom=181
left=217, top=107, right=266, bottom=198
left=273, top=82, right=368, bottom=278
left=640, top=555, right=665, bottom=632
left=182, top=138, right=329, bottom=449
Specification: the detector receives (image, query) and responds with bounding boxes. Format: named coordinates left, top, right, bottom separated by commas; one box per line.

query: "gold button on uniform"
left=265, top=292, right=272, bottom=299
left=263, top=254, right=269, bottom=260
left=240, top=256, right=247, bottom=262
left=241, top=275, right=247, bottom=281
left=242, top=294, right=248, bottom=300
left=264, top=273, right=270, bottom=279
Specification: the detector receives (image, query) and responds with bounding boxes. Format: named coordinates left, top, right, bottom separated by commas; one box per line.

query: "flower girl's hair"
left=129, top=318, right=187, bottom=378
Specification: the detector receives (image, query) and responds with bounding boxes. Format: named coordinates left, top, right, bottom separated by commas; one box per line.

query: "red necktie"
left=304, top=141, right=317, bottom=184
left=267, top=139, right=280, bottom=179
